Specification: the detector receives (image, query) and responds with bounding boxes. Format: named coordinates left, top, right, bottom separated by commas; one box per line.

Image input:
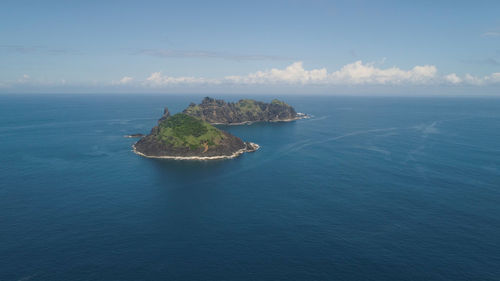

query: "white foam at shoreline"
left=211, top=114, right=309, bottom=126
left=132, top=143, right=260, bottom=160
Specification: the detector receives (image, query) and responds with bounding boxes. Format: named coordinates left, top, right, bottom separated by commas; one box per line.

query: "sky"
left=1, top=0, right=499, bottom=95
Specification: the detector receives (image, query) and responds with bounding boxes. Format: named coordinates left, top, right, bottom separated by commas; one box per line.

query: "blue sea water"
left=1, top=94, right=500, bottom=281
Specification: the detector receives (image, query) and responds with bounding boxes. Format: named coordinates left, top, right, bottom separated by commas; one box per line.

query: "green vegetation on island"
left=132, top=96, right=306, bottom=159
left=157, top=113, right=224, bottom=150
left=133, top=109, right=259, bottom=159
left=234, top=99, right=264, bottom=116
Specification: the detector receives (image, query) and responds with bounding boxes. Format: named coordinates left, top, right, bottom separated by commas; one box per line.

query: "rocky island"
left=124, top=133, right=144, bottom=138
left=183, top=97, right=308, bottom=125
left=133, top=108, right=259, bottom=160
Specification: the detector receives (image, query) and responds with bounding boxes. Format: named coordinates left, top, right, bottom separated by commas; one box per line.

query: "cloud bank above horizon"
left=142, top=60, right=500, bottom=87
left=2, top=60, right=500, bottom=93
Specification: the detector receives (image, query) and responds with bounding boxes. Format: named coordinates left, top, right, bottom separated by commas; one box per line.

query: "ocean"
left=1, top=94, right=499, bottom=281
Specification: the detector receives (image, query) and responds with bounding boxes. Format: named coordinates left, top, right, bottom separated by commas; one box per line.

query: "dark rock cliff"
left=182, top=97, right=301, bottom=124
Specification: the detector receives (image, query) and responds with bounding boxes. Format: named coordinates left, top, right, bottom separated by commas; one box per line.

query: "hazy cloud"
left=17, top=74, right=31, bottom=83
left=482, top=31, right=500, bottom=38
left=0, top=45, right=80, bottom=55
left=2, top=74, right=69, bottom=88
left=0, top=45, right=40, bottom=54
left=112, top=76, right=134, bottom=85
left=135, top=49, right=291, bottom=61
left=461, top=58, right=500, bottom=66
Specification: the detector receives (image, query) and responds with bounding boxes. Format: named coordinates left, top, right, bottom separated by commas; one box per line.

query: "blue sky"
left=1, top=0, right=499, bottom=94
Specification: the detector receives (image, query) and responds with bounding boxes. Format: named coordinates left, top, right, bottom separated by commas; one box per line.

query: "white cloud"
left=112, top=76, right=134, bottom=85
left=17, top=74, right=31, bottom=83
left=224, top=62, right=327, bottom=84
left=328, top=61, right=437, bottom=85
left=144, top=72, right=217, bottom=87
left=444, top=73, right=462, bottom=84
left=119, top=76, right=133, bottom=84
left=222, top=61, right=438, bottom=85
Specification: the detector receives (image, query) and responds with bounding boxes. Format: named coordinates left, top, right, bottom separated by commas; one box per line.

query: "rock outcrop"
left=182, top=97, right=306, bottom=125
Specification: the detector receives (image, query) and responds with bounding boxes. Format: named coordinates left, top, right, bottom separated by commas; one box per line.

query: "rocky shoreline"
left=211, top=113, right=309, bottom=125
left=133, top=142, right=259, bottom=160
left=124, top=134, right=144, bottom=138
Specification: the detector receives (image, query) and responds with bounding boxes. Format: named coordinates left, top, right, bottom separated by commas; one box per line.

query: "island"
left=183, top=97, right=308, bottom=125
left=133, top=108, right=259, bottom=160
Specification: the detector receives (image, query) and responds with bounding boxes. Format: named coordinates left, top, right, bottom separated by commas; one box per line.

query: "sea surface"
left=1, top=94, right=500, bottom=281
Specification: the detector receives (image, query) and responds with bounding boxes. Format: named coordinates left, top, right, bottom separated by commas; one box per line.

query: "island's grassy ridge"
left=183, top=104, right=202, bottom=115
left=270, top=99, right=286, bottom=106
left=157, top=113, right=224, bottom=150
left=234, top=99, right=264, bottom=118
